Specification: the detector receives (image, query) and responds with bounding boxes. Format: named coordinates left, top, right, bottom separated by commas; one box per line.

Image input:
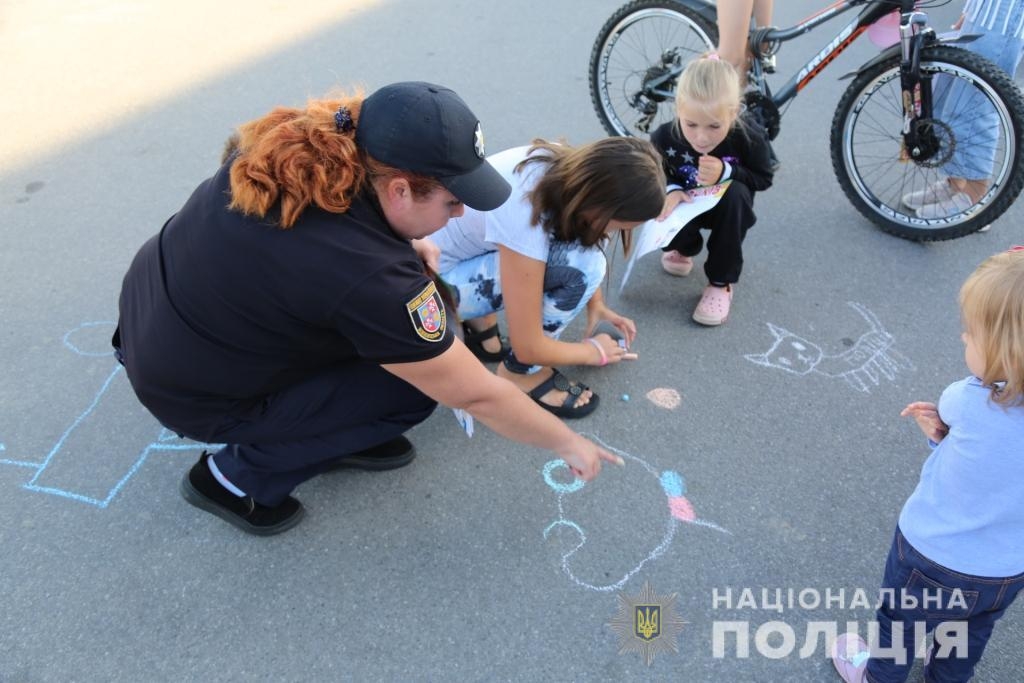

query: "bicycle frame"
left=748, top=0, right=975, bottom=162
left=753, top=0, right=919, bottom=109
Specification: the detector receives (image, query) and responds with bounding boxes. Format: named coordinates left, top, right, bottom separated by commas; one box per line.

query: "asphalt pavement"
left=2, top=1, right=1021, bottom=681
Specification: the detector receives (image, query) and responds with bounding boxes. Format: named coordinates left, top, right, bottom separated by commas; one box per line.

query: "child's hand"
left=657, top=189, right=692, bottom=220
left=697, top=155, right=724, bottom=186
left=900, top=401, right=949, bottom=443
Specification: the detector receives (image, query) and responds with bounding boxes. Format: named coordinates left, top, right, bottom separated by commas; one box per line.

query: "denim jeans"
left=866, top=526, right=1024, bottom=683
left=938, top=1, right=1024, bottom=180
left=438, top=240, right=606, bottom=375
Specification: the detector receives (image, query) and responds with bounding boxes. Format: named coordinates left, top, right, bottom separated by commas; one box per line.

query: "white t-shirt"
left=433, top=146, right=552, bottom=273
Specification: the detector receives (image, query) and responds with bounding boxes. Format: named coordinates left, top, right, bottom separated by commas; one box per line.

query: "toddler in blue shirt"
left=833, top=247, right=1024, bottom=683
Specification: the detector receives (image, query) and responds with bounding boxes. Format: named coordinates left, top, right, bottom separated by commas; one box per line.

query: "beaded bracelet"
left=586, top=337, right=608, bottom=366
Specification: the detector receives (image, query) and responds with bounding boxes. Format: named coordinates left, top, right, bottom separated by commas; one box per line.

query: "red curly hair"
left=227, top=93, right=441, bottom=229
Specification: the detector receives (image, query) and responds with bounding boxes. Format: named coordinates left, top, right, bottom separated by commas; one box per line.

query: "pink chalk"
left=668, top=496, right=696, bottom=522
left=646, top=387, right=682, bottom=410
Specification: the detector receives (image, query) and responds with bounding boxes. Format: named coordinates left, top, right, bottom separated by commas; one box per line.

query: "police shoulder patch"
left=405, top=281, right=447, bottom=343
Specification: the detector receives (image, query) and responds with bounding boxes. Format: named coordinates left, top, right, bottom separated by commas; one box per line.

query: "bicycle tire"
left=831, top=45, right=1024, bottom=241
left=590, top=0, right=718, bottom=137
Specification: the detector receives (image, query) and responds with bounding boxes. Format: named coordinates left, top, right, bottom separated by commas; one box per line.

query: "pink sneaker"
left=692, top=284, right=732, bottom=326
left=831, top=632, right=869, bottom=683
left=661, top=250, right=694, bottom=277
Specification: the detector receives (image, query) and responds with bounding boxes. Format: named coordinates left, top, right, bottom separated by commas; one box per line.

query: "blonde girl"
left=649, top=54, right=774, bottom=325
left=832, top=247, right=1024, bottom=683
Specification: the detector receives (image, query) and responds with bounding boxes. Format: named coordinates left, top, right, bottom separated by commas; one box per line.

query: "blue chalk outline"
left=542, top=459, right=585, bottom=494
left=0, top=321, right=215, bottom=508
left=62, top=320, right=117, bottom=357
left=0, top=364, right=212, bottom=507
left=540, top=432, right=730, bottom=592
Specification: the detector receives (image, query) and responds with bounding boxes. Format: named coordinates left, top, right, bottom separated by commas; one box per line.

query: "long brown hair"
left=515, top=137, right=666, bottom=254
left=227, top=94, right=441, bottom=229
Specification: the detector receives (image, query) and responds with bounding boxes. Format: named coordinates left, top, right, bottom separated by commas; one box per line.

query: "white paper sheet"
left=619, top=181, right=731, bottom=294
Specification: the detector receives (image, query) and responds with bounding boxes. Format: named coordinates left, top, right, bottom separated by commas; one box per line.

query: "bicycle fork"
left=898, top=11, right=939, bottom=163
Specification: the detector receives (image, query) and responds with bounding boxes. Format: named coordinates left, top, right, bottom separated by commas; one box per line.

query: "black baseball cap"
left=356, top=81, right=511, bottom=211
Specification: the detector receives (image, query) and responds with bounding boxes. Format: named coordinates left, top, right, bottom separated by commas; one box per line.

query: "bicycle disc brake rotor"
left=906, top=118, right=955, bottom=168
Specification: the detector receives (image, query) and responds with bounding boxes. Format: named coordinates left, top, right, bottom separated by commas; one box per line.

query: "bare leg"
left=716, top=0, right=774, bottom=84
left=715, top=0, right=756, bottom=76
left=949, top=177, right=988, bottom=203
left=752, top=0, right=773, bottom=30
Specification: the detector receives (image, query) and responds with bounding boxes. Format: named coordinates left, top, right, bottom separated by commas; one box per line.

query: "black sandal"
left=462, top=322, right=510, bottom=362
left=527, top=369, right=600, bottom=419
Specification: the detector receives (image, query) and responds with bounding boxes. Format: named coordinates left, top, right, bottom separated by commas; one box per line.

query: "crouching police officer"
left=114, top=82, right=621, bottom=535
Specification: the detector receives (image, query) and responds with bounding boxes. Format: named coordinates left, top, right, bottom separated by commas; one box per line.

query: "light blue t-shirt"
left=899, top=376, right=1024, bottom=577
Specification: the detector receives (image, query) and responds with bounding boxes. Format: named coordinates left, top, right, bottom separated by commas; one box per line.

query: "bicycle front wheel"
left=831, top=45, right=1024, bottom=241
left=590, top=0, right=717, bottom=137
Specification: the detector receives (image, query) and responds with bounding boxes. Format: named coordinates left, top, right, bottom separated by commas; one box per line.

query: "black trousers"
left=664, top=181, right=756, bottom=285
left=113, top=330, right=436, bottom=505
left=204, top=362, right=436, bottom=504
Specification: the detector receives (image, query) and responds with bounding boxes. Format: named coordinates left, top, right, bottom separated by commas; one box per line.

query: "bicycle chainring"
left=743, top=90, right=781, bottom=140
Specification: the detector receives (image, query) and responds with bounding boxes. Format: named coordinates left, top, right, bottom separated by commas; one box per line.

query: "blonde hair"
left=959, top=248, right=1024, bottom=405
left=675, top=54, right=742, bottom=123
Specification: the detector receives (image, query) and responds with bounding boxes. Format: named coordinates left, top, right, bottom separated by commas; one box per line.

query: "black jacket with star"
left=650, top=113, right=774, bottom=193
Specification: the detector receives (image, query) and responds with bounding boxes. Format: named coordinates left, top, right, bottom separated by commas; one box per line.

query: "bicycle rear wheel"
left=590, top=0, right=717, bottom=137
left=831, top=45, right=1024, bottom=241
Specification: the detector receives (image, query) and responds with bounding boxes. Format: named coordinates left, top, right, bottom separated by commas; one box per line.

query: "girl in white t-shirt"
left=429, top=137, right=665, bottom=418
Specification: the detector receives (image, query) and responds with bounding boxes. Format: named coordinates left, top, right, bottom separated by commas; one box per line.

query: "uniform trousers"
left=174, top=362, right=434, bottom=505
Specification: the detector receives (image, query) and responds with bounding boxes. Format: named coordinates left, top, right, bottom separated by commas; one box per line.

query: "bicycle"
left=589, top=0, right=1024, bottom=241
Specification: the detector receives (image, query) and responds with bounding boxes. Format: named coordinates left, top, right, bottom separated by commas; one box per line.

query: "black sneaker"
left=180, top=452, right=305, bottom=536
left=325, top=436, right=416, bottom=472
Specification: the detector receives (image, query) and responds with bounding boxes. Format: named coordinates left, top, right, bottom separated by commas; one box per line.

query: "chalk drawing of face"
left=541, top=434, right=730, bottom=592
left=744, top=324, right=823, bottom=376
left=744, top=302, right=915, bottom=393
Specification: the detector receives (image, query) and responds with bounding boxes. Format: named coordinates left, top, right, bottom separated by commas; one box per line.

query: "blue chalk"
left=660, top=470, right=686, bottom=497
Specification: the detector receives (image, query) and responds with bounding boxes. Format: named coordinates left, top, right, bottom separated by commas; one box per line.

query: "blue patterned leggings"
left=439, top=242, right=606, bottom=375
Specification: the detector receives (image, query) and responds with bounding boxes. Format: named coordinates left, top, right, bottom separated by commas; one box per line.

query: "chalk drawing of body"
left=0, top=321, right=214, bottom=507
left=541, top=434, right=730, bottom=592
left=744, top=301, right=915, bottom=393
